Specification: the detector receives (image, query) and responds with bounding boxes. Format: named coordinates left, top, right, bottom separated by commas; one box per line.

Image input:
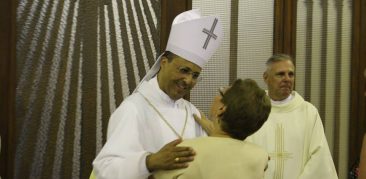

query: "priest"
left=245, top=54, right=338, bottom=179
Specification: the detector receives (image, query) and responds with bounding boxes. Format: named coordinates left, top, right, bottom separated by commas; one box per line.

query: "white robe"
left=92, top=77, right=206, bottom=179
left=154, top=137, right=268, bottom=179
left=246, top=91, right=338, bottom=179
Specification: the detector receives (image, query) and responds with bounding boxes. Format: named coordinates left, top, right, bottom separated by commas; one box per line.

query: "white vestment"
left=246, top=91, right=338, bottom=179
left=92, top=77, right=206, bottom=179
left=154, top=137, right=268, bottom=179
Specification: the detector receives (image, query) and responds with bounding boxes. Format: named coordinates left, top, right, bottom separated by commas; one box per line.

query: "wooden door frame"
left=0, top=0, right=16, bottom=178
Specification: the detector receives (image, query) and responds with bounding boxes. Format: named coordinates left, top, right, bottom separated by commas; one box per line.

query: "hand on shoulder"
left=193, top=111, right=216, bottom=136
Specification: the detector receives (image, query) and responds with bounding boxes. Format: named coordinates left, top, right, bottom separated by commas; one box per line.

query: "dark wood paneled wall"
left=273, top=0, right=297, bottom=58
left=160, top=0, right=192, bottom=53
left=350, top=0, right=366, bottom=168
left=0, top=0, right=16, bottom=178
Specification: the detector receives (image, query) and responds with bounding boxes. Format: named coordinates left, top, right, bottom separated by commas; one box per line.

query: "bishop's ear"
left=160, top=56, right=168, bottom=65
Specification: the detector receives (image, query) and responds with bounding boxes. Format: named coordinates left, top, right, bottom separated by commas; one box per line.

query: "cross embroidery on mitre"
left=202, top=18, right=218, bottom=50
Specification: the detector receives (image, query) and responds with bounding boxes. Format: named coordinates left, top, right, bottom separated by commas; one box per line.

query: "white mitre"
left=134, top=9, right=223, bottom=93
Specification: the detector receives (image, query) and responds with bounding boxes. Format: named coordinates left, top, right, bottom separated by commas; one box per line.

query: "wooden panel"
left=229, top=0, right=239, bottom=84
left=273, top=0, right=297, bottom=58
left=0, top=0, right=16, bottom=178
left=350, top=0, right=366, bottom=168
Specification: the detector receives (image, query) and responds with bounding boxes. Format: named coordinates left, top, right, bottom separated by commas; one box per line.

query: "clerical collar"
left=148, top=76, right=177, bottom=105
left=270, top=93, right=294, bottom=105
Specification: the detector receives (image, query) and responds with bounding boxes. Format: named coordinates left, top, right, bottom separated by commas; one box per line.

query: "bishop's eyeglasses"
left=175, top=66, right=202, bottom=82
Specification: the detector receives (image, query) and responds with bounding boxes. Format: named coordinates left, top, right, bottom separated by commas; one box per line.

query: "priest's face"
left=264, top=60, right=294, bottom=101
left=158, top=56, right=202, bottom=100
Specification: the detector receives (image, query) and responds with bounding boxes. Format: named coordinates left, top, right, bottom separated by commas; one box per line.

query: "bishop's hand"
left=146, top=139, right=195, bottom=172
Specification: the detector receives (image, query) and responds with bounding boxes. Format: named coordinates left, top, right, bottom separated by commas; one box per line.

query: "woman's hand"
left=193, top=110, right=216, bottom=136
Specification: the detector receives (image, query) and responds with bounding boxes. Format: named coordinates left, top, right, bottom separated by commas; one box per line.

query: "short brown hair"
left=220, top=79, right=271, bottom=140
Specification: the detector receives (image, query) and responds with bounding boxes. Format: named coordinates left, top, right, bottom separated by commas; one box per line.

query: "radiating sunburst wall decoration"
left=15, top=0, right=160, bottom=178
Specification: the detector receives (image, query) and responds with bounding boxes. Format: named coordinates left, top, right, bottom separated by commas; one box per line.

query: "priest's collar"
left=270, top=92, right=294, bottom=105
left=149, top=76, right=179, bottom=106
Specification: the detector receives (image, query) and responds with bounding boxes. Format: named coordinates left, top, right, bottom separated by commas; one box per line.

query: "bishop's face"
left=264, top=60, right=295, bottom=101
left=157, top=56, right=201, bottom=100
